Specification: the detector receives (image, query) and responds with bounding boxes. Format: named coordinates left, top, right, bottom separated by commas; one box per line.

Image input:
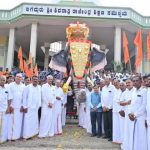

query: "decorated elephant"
left=49, top=22, right=108, bottom=101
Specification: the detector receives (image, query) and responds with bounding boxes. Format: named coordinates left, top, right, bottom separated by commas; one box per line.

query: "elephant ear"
left=91, top=47, right=108, bottom=72
left=49, top=49, right=68, bottom=73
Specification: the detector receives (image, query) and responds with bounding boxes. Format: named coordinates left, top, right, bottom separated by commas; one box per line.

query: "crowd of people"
left=0, top=69, right=150, bottom=150
left=77, top=72, right=150, bottom=150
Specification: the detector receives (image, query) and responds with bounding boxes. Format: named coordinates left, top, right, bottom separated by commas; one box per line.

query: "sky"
left=0, top=0, right=149, bottom=16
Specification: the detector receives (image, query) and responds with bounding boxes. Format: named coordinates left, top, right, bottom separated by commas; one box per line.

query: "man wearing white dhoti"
left=127, top=76, right=147, bottom=150
left=121, top=79, right=135, bottom=150
left=118, top=81, right=126, bottom=147
left=22, top=75, right=41, bottom=139
left=85, top=83, right=93, bottom=133
left=146, top=75, right=150, bottom=150
left=112, top=79, right=122, bottom=144
left=53, top=80, right=64, bottom=135
left=7, top=73, right=25, bottom=140
left=61, top=81, right=67, bottom=127
left=78, top=89, right=87, bottom=128
left=21, top=77, right=31, bottom=138
left=61, top=93, right=67, bottom=127
left=0, top=76, right=9, bottom=143
left=39, top=75, right=55, bottom=138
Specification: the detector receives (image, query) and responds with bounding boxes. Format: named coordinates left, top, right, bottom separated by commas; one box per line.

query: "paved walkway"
left=1, top=124, right=120, bottom=150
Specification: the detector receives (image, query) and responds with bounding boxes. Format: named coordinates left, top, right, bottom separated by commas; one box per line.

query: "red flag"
left=34, top=64, right=38, bottom=76
left=147, top=32, right=150, bottom=60
left=123, top=31, right=130, bottom=64
left=134, top=30, right=143, bottom=71
left=18, top=46, right=22, bottom=60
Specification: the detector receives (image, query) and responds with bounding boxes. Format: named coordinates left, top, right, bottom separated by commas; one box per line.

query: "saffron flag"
left=24, top=60, right=28, bottom=73
left=123, top=31, right=130, bottom=64
left=34, top=64, right=38, bottom=76
left=147, top=32, right=150, bottom=60
left=134, top=30, right=143, bottom=71
left=18, top=46, right=22, bottom=60
left=18, top=46, right=24, bottom=72
left=28, top=52, right=33, bottom=77
left=19, top=58, right=24, bottom=72
left=29, top=65, right=33, bottom=78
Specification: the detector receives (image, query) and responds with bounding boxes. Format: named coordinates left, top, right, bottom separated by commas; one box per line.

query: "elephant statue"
left=49, top=22, right=108, bottom=101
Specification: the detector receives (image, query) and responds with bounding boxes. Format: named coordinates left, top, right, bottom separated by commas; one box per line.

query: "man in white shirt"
left=78, top=89, right=87, bottom=129
left=146, top=75, right=150, bottom=150
left=101, top=77, right=114, bottom=141
left=127, top=76, right=147, bottom=150
left=61, top=81, right=67, bottom=127
left=85, top=83, right=93, bottom=133
left=24, top=77, right=31, bottom=86
left=118, top=81, right=126, bottom=147
left=39, top=75, right=55, bottom=138
left=23, top=75, right=41, bottom=139
left=121, top=79, right=135, bottom=150
left=6, top=75, right=14, bottom=85
left=53, top=79, right=64, bottom=135
left=112, top=79, right=122, bottom=144
left=8, top=73, right=25, bottom=140
left=0, top=75, right=9, bottom=143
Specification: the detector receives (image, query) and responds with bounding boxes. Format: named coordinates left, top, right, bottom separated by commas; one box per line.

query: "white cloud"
left=100, top=0, right=149, bottom=16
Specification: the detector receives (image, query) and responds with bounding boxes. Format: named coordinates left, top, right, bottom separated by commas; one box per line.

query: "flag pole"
left=128, top=58, right=132, bottom=73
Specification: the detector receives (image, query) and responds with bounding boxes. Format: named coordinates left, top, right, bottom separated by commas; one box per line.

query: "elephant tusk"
left=66, top=76, right=72, bottom=85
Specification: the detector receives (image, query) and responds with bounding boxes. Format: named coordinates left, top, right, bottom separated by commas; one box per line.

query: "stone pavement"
left=0, top=125, right=120, bottom=150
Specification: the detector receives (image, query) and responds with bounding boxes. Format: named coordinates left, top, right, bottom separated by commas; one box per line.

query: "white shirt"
left=0, top=85, right=8, bottom=112
left=113, top=88, right=122, bottom=112
left=146, top=88, right=150, bottom=125
left=120, top=87, right=135, bottom=114
left=8, top=82, right=25, bottom=109
left=86, top=88, right=93, bottom=109
left=41, top=83, right=55, bottom=108
left=62, top=92, right=67, bottom=106
left=23, top=84, right=41, bottom=109
left=119, top=90, right=127, bottom=111
left=129, top=87, right=147, bottom=118
left=53, top=86, right=64, bottom=102
left=101, top=84, right=115, bottom=109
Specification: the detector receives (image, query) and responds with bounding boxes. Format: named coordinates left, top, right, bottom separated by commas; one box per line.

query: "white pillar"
left=6, top=28, right=15, bottom=71
left=44, top=48, right=49, bottom=69
left=30, top=23, right=38, bottom=63
left=114, top=26, right=121, bottom=63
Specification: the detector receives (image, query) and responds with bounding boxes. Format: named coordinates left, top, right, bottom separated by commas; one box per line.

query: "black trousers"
left=90, top=111, right=102, bottom=136
left=103, top=109, right=112, bottom=139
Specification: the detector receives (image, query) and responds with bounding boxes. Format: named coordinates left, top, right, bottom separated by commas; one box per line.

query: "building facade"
left=0, top=0, right=150, bottom=73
